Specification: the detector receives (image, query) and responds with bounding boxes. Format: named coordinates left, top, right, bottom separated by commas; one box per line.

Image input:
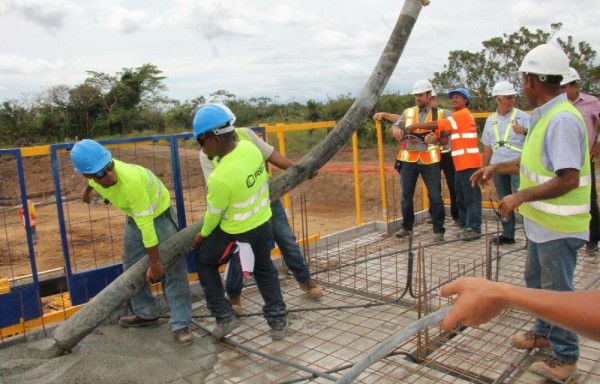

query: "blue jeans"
left=440, top=152, right=458, bottom=221
left=493, top=174, right=520, bottom=239
left=525, top=238, right=584, bottom=363
left=271, top=199, right=311, bottom=283
left=123, top=208, right=192, bottom=331
left=400, top=161, right=445, bottom=233
left=195, top=220, right=287, bottom=328
left=455, top=168, right=482, bottom=233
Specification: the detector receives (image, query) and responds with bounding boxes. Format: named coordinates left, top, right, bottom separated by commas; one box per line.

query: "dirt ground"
left=0, top=144, right=404, bottom=280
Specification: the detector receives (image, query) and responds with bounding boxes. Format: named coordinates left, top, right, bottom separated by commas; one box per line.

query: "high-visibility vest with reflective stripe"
left=90, top=159, right=171, bottom=248
left=397, top=107, right=443, bottom=164
left=445, top=109, right=482, bottom=171
left=519, top=100, right=591, bottom=232
left=202, top=140, right=271, bottom=236
left=492, top=108, right=522, bottom=153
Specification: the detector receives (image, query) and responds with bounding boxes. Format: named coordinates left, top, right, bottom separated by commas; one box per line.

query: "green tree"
left=432, top=23, right=598, bottom=112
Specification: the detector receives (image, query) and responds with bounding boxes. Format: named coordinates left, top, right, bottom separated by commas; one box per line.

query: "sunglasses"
left=196, top=133, right=216, bottom=147
left=84, top=161, right=114, bottom=179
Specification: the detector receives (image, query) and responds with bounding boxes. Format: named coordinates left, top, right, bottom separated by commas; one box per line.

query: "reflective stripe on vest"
left=131, top=168, right=163, bottom=218
left=519, top=100, right=590, bottom=232
left=397, top=107, right=442, bottom=164
left=492, top=109, right=522, bottom=153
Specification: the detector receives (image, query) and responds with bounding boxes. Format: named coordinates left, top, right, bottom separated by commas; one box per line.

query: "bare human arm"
left=439, top=277, right=600, bottom=341
left=482, top=146, right=492, bottom=167
left=470, top=157, right=521, bottom=188
left=145, top=245, right=164, bottom=284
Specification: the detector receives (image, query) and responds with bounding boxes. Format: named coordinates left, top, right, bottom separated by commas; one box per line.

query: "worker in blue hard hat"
left=190, top=104, right=288, bottom=341
left=70, top=139, right=193, bottom=346
left=196, top=104, right=322, bottom=317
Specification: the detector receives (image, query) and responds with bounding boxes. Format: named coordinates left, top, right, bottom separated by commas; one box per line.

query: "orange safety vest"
left=438, top=108, right=482, bottom=171
left=17, top=200, right=37, bottom=227
left=396, top=107, right=443, bottom=164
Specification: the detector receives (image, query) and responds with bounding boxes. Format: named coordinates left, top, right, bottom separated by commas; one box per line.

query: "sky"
left=1, top=0, right=598, bottom=104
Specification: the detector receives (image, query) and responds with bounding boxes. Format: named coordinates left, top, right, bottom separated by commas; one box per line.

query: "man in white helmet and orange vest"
left=560, top=67, right=600, bottom=253
left=373, top=79, right=450, bottom=241
left=481, top=81, right=530, bottom=245
left=471, top=44, right=590, bottom=381
left=70, top=139, right=193, bottom=346
left=406, top=87, right=483, bottom=240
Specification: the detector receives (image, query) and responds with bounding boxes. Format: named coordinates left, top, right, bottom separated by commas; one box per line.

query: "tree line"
left=1, top=24, right=597, bottom=147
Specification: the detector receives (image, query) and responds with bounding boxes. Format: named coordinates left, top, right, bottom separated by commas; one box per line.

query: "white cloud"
left=5, top=0, right=73, bottom=31
left=104, top=6, right=153, bottom=34
left=0, top=53, right=64, bottom=74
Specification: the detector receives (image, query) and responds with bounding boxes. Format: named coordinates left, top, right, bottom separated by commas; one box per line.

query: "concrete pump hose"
left=335, top=306, right=451, bottom=384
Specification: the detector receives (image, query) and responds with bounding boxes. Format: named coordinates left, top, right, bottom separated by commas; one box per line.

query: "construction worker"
left=198, top=105, right=322, bottom=315
left=191, top=105, right=288, bottom=341
left=17, top=199, right=37, bottom=244
left=373, top=79, right=449, bottom=241
left=481, top=81, right=530, bottom=244
left=470, top=44, right=589, bottom=381
left=406, top=87, right=483, bottom=240
left=70, top=139, right=193, bottom=346
left=561, top=67, right=600, bottom=253
left=432, top=89, right=460, bottom=226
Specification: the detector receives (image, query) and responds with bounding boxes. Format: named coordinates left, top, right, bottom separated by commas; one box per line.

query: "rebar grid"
left=192, top=216, right=600, bottom=383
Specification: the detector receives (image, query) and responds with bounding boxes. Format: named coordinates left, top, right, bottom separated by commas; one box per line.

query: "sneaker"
left=490, top=235, right=516, bottom=245
left=228, top=295, right=242, bottom=315
left=118, top=315, right=159, bottom=328
left=531, top=356, right=577, bottom=381
left=270, top=319, right=288, bottom=341
left=212, top=317, right=241, bottom=340
left=433, top=232, right=444, bottom=242
left=585, top=241, right=599, bottom=253
left=299, top=279, right=323, bottom=299
left=173, top=327, right=193, bottom=346
left=509, top=330, right=551, bottom=350
left=394, top=228, right=412, bottom=239
left=458, top=228, right=481, bottom=241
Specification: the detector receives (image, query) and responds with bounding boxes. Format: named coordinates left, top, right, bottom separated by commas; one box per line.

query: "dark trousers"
left=195, top=220, right=287, bottom=328
left=589, top=160, right=599, bottom=245
left=455, top=168, right=482, bottom=233
left=400, top=161, right=445, bottom=234
left=440, top=152, right=458, bottom=221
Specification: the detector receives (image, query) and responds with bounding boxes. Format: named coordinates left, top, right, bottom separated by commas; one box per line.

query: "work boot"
left=531, top=356, right=577, bottom=381
left=299, top=279, right=323, bottom=299
left=212, top=317, right=241, bottom=340
left=490, top=235, right=516, bottom=245
left=118, top=315, right=159, bottom=328
left=394, top=228, right=412, bottom=239
left=270, top=319, right=288, bottom=341
left=509, top=330, right=551, bottom=351
left=173, top=327, right=193, bottom=347
left=433, top=232, right=444, bottom=242
left=228, top=295, right=242, bottom=315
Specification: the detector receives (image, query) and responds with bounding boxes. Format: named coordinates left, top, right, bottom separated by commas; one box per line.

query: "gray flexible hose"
left=335, top=306, right=452, bottom=384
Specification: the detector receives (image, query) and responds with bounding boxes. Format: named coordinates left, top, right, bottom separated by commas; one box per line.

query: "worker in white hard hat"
left=470, top=44, right=589, bottom=381
left=560, top=67, right=600, bottom=253
left=481, top=81, right=531, bottom=245
left=373, top=79, right=451, bottom=241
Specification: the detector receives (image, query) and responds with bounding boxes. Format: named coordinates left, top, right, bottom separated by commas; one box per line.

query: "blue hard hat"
left=192, top=104, right=236, bottom=139
left=447, top=88, right=471, bottom=102
left=70, top=139, right=112, bottom=174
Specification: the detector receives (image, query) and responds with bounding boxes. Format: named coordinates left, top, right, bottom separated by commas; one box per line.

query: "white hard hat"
left=431, top=90, right=437, bottom=97
left=412, top=79, right=434, bottom=94
left=518, top=44, right=570, bottom=79
left=491, top=81, right=516, bottom=96
left=560, top=67, right=580, bottom=86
